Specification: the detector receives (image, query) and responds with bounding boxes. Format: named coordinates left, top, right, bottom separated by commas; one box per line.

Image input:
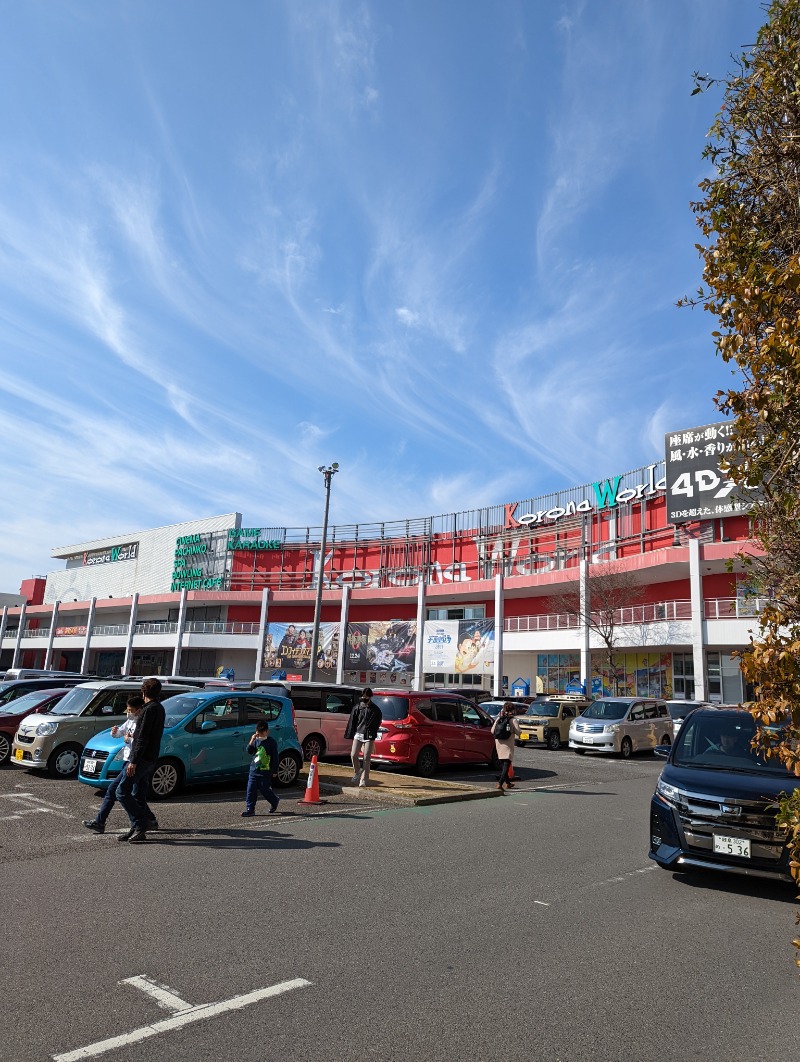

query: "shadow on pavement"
left=668, top=867, right=798, bottom=904
left=148, top=827, right=342, bottom=850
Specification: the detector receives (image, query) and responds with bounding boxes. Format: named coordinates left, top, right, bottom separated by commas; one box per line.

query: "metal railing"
left=92, top=624, right=130, bottom=637
left=505, top=598, right=763, bottom=633
left=185, top=620, right=260, bottom=635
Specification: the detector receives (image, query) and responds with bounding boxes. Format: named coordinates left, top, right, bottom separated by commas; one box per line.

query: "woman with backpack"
left=492, top=701, right=521, bottom=792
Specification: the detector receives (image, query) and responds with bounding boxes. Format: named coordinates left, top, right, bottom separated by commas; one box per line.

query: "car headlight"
left=36, top=721, right=58, bottom=737
left=656, top=778, right=684, bottom=807
left=108, top=747, right=124, bottom=763
left=605, top=724, right=619, bottom=734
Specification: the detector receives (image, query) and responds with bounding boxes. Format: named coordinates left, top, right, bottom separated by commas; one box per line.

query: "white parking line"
left=53, top=976, right=312, bottom=1061
left=120, top=975, right=194, bottom=1013
left=0, top=792, right=71, bottom=821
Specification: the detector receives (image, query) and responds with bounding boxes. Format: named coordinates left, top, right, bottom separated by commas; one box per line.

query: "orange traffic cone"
left=508, top=762, right=515, bottom=781
left=297, top=754, right=326, bottom=805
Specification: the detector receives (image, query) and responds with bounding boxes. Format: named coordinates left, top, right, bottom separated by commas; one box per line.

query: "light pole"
left=308, top=462, right=338, bottom=681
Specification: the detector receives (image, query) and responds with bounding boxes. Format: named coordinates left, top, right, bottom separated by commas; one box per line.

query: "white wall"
left=45, top=514, right=240, bottom=603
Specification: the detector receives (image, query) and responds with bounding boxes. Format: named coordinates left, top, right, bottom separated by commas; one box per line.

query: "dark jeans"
left=245, top=769, right=278, bottom=812
left=96, top=770, right=125, bottom=825
left=499, top=758, right=512, bottom=786
left=116, top=760, right=157, bottom=828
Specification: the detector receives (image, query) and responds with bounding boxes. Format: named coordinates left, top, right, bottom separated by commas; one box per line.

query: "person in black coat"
left=344, top=687, right=382, bottom=788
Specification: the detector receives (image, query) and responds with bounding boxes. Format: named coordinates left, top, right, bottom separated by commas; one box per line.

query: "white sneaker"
left=359, top=780, right=368, bottom=788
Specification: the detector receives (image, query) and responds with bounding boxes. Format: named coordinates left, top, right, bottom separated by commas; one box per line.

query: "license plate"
left=14, top=748, right=23, bottom=761
left=713, top=834, right=751, bottom=858
left=83, top=759, right=97, bottom=774
left=520, top=733, right=530, bottom=741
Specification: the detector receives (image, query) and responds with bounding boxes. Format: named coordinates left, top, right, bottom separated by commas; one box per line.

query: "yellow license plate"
left=14, top=748, right=24, bottom=761
left=520, top=732, right=530, bottom=741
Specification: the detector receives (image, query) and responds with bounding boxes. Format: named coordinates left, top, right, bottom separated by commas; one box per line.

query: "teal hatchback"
left=78, top=689, right=302, bottom=799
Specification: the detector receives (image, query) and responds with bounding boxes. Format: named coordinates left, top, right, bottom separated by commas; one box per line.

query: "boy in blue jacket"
left=242, top=720, right=279, bottom=816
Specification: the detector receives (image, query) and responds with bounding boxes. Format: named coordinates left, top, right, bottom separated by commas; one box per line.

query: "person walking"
left=241, top=720, right=280, bottom=816
left=116, top=677, right=165, bottom=843
left=345, top=687, right=382, bottom=788
left=82, top=694, right=144, bottom=834
left=492, top=701, right=521, bottom=792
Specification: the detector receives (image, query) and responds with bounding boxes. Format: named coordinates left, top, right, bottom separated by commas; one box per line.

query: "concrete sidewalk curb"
left=304, top=763, right=503, bottom=807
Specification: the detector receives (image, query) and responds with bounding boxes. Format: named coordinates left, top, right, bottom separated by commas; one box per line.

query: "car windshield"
left=373, top=695, right=411, bottom=721
left=480, top=702, right=504, bottom=717
left=673, top=714, right=793, bottom=776
left=581, top=700, right=629, bottom=721
left=163, top=694, right=207, bottom=728
left=526, top=702, right=559, bottom=717
left=48, top=687, right=98, bottom=716
left=0, top=689, right=60, bottom=714
left=666, top=701, right=705, bottom=720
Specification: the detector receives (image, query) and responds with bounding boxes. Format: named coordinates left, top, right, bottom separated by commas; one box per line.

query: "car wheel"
left=0, top=732, right=12, bottom=765
left=574, top=748, right=586, bottom=755
left=302, top=734, right=326, bottom=762
left=274, top=751, right=301, bottom=788
left=415, top=745, right=438, bottom=778
left=620, top=737, right=633, bottom=759
left=547, top=730, right=561, bottom=751
left=47, top=743, right=82, bottom=778
left=149, top=759, right=184, bottom=800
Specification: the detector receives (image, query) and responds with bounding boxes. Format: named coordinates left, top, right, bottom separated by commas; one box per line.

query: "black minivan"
left=649, top=708, right=800, bottom=882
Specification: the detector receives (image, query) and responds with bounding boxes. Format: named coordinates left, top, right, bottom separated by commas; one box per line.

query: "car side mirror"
left=200, top=719, right=217, bottom=731
left=654, top=744, right=670, bottom=759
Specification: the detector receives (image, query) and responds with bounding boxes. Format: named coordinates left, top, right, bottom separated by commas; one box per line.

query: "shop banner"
left=260, top=621, right=340, bottom=680
left=422, top=619, right=495, bottom=674
left=345, top=620, right=417, bottom=674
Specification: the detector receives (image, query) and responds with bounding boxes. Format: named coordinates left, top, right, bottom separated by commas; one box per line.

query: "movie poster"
left=261, top=621, right=340, bottom=679
left=422, top=618, right=495, bottom=674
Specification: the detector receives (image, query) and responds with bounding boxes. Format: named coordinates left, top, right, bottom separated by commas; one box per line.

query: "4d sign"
left=664, top=421, right=755, bottom=524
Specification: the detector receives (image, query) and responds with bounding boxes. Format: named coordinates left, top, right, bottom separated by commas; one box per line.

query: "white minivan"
left=569, top=697, right=672, bottom=758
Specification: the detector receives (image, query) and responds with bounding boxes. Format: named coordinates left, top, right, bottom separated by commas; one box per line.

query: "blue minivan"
left=78, top=690, right=302, bottom=799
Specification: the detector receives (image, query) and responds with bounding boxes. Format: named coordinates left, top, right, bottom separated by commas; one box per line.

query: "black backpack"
left=495, top=717, right=512, bottom=739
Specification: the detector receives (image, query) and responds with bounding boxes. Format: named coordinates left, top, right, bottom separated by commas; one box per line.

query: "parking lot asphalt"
left=3, top=747, right=799, bottom=1062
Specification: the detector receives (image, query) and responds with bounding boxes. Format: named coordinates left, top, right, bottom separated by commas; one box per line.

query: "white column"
left=0, top=606, right=8, bottom=661
left=256, top=587, right=271, bottom=682
left=12, top=603, right=26, bottom=668
left=580, top=558, right=591, bottom=695
left=172, top=590, right=188, bottom=675
left=493, top=573, right=504, bottom=698
left=688, top=537, right=707, bottom=700
left=414, top=579, right=426, bottom=691
left=336, top=585, right=351, bottom=684
left=123, top=594, right=139, bottom=676
left=81, top=598, right=97, bottom=675
left=44, top=600, right=60, bottom=669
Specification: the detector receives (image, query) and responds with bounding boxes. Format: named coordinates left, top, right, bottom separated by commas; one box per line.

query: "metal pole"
left=309, top=463, right=338, bottom=681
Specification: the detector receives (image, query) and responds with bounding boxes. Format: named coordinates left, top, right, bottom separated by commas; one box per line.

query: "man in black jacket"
left=116, top=677, right=166, bottom=843
left=344, top=687, right=382, bottom=788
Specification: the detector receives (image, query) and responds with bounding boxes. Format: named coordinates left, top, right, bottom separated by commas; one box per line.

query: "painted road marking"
left=53, top=976, right=312, bottom=1061
left=0, top=791, right=70, bottom=821
left=120, top=975, right=194, bottom=1013
left=533, top=900, right=550, bottom=906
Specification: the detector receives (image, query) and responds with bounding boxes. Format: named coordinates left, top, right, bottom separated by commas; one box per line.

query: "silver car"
left=665, top=699, right=713, bottom=740
left=569, top=697, right=672, bottom=758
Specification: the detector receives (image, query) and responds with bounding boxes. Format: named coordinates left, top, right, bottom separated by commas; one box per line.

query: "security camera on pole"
left=308, top=463, right=338, bottom=682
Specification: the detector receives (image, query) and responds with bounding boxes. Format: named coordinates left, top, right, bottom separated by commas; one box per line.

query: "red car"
left=370, top=690, right=498, bottom=777
left=0, top=688, right=72, bottom=765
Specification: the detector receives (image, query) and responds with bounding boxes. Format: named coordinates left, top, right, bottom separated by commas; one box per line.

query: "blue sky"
left=0, top=1, right=764, bottom=592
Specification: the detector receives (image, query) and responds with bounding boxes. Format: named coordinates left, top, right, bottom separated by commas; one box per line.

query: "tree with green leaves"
left=684, top=0, right=800, bottom=964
